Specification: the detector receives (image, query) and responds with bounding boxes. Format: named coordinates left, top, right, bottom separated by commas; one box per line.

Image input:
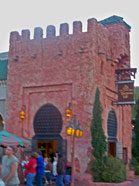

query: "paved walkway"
left=19, top=177, right=139, bottom=186
left=131, top=176, right=139, bottom=186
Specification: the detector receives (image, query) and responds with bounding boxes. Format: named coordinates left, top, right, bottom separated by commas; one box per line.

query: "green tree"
left=90, top=88, right=126, bottom=182
left=132, top=99, right=139, bottom=163
left=91, top=87, right=107, bottom=160
left=132, top=87, right=139, bottom=120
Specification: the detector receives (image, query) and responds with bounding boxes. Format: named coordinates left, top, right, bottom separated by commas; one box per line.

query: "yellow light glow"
left=66, top=127, right=75, bottom=136
left=1, top=120, right=4, bottom=125
left=79, top=130, right=83, bottom=137
left=75, top=129, right=80, bottom=137
left=65, top=108, right=72, bottom=118
left=19, top=110, right=26, bottom=119
left=75, top=129, right=83, bottom=137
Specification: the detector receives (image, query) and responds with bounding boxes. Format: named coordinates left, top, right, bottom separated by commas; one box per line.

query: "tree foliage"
left=90, top=88, right=127, bottom=182
left=132, top=99, right=139, bottom=163
left=91, top=87, right=107, bottom=160
left=132, top=88, right=139, bottom=119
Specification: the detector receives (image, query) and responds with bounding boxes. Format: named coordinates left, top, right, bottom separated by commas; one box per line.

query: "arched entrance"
left=107, top=110, right=117, bottom=157
left=32, top=104, right=67, bottom=159
left=0, top=115, right=4, bottom=131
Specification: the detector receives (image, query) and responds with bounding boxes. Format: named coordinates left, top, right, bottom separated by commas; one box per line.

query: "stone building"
left=6, top=15, right=134, bottom=174
left=0, top=52, right=8, bottom=131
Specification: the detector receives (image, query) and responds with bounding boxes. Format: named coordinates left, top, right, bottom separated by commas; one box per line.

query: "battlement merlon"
left=9, top=18, right=98, bottom=43
left=9, top=15, right=131, bottom=43
left=9, top=15, right=131, bottom=60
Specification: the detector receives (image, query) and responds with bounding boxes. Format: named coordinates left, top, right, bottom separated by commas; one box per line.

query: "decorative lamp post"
left=66, top=114, right=83, bottom=186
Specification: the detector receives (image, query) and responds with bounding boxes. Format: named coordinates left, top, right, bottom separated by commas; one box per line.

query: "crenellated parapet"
left=9, top=15, right=131, bottom=65
left=9, top=18, right=98, bottom=42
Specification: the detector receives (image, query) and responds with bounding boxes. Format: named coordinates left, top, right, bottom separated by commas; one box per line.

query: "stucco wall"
left=6, top=16, right=132, bottom=174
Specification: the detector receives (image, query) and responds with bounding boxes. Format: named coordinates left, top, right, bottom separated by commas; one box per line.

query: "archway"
left=107, top=110, right=117, bottom=157
left=32, top=103, right=66, bottom=159
left=0, top=115, right=4, bottom=131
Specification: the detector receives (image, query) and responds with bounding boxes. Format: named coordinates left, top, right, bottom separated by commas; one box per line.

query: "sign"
left=115, top=68, right=137, bottom=81
left=115, top=68, right=137, bottom=105
left=115, top=80, right=135, bottom=105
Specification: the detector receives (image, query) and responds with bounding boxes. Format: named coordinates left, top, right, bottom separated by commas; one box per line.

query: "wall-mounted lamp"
left=30, top=54, right=37, bottom=59
left=65, top=102, right=72, bottom=118
left=1, top=120, right=4, bottom=125
left=19, top=105, right=26, bottom=119
left=13, top=56, right=19, bottom=62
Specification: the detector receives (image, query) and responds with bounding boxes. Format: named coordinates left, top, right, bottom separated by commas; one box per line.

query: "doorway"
left=108, top=142, right=116, bottom=157
left=37, top=140, right=58, bottom=158
left=107, top=110, right=117, bottom=157
left=32, top=103, right=67, bottom=160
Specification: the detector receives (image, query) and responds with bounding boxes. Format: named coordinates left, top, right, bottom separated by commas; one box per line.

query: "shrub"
left=90, top=157, right=107, bottom=182
left=135, top=164, right=139, bottom=175
left=130, top=157, right=138, bottom=170
left=91, top=156, right=126, bottom=183
left=102, top=156, right=126, bottom=183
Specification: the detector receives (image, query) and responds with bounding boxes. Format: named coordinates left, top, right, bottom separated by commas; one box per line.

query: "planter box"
left=87, top=181, right=132, bottom=186
left=75, top=173, right=132, bottom=186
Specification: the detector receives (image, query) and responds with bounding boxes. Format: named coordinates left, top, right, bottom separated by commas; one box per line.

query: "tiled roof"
left=99, top=15, right=131, bottom=30
left=0, top=52, right=8, bottom=59
left=0, top=59, right=8, bottom=80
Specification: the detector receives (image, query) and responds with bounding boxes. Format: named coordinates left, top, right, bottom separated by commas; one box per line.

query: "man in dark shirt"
left=56, top=154, right=65, bottom=186
left=34, top=151, right=44, bottom=186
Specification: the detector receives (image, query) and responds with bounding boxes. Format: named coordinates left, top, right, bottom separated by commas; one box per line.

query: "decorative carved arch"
left=33, top=103, right=63, bottom=136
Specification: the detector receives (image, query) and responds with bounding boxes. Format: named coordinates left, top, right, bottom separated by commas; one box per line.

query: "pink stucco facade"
left=6, top=16, right=133, bottom=175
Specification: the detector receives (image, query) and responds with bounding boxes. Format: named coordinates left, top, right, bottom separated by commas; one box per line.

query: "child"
left=21, top=155, right=29, bottom=183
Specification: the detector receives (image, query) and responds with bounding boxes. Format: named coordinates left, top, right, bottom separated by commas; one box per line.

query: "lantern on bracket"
left=19, top=105, right=26, bottom=119
left=65, top=102, right=73, bottom=118
left=66, top=119, right=75, bottom=136
left=75, top=120, right=83, bottom=137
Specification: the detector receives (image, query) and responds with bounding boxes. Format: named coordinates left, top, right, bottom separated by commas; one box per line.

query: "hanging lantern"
left=66, top=122, right=75, bottom=136
left=65, top=108, right=72, bottom=118
left=65, top=103, right=72, bottom=118
left=1, top=120, right=4, bottom=125
left=19, top=109, right=26, bottom=119
left=75, top=121, right=83, bottom=137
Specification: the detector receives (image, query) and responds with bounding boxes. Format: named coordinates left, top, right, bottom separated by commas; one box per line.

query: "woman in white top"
left=53, top=156, right=57, bottom=176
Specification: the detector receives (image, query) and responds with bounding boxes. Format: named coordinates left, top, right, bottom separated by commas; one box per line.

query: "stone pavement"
left=19, top=177, right=139, bottom=186
left=131, top=176, right=139, bottom=186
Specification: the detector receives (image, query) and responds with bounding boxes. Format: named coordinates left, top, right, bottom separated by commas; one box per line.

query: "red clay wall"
left=6, top=17, right=132, bottom=174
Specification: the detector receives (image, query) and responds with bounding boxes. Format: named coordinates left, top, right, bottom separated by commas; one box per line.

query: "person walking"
left=1, top=145, right=20, bottom=186
left=56, top=154, right=65, bottom=186
left=52, top=153, right=57, bottom=177
left=24, top=152, right=37, bottom=186
left=45, top=158, right=53, bottom=185
left=21, top=155, right=29, bottom=183
left=34, top=151, right=44, bottom=186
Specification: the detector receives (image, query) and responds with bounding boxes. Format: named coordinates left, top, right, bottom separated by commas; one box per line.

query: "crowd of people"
left=0, top=145, right=70, bottom=186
